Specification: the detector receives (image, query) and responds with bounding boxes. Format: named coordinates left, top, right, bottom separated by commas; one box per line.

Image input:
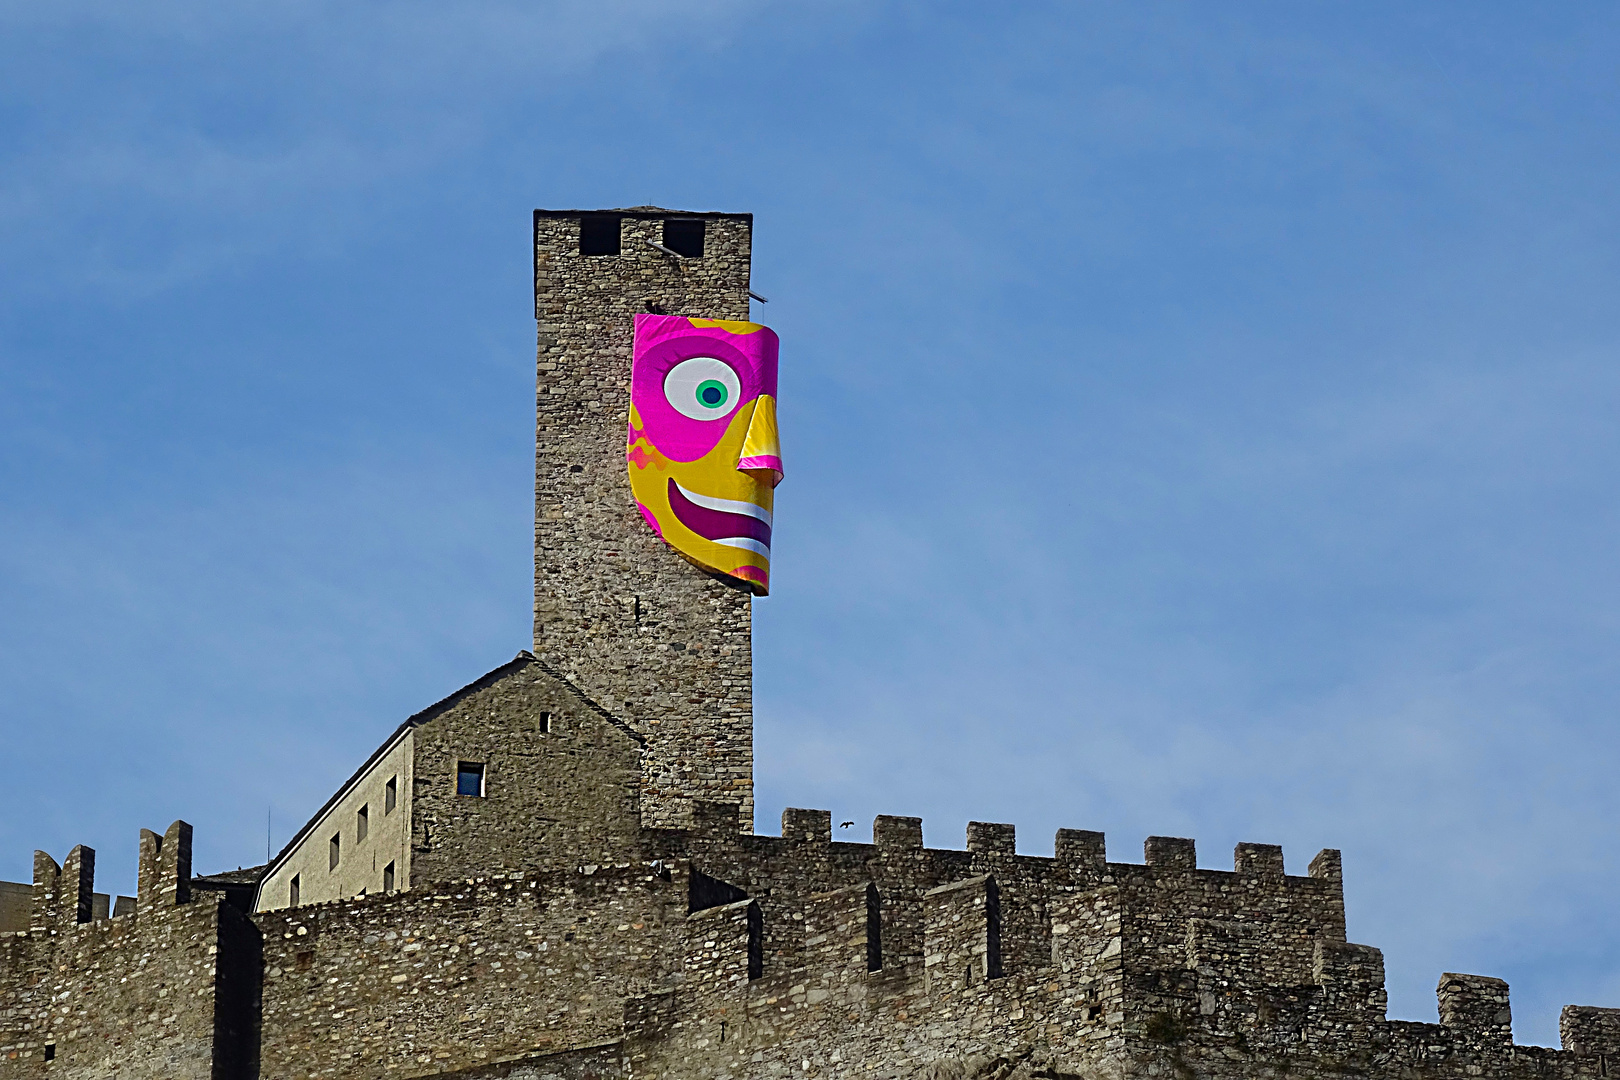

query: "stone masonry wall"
left=408, top=655, right=645, bottom=887
left=255, top=864, right=690, bottom=1080
left=10, top=808, right=1620, bottom=1080
left=633, top=807, right=1344, bottom=1013
left=0, top=822, right=259, bottom=1080
left=533, top=208, right=757, bottom=831
left=618, top=826, right=1620, bottom=1080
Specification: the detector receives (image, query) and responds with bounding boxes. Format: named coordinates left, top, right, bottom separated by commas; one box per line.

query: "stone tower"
left=532, top=207, right=757, bottom=830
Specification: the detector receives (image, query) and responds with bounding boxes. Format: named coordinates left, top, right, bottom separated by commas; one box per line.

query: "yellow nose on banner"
left=738, top=394, right=782, bottom=485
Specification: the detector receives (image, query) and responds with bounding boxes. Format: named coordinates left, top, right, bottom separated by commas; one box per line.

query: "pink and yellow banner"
left=627, top=314, right=783, bottom=594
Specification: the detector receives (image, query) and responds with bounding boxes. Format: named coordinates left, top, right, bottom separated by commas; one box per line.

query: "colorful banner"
left=627, top=314, right=783, bottom=594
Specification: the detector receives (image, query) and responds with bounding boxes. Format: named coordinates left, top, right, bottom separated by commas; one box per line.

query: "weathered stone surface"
left=0, top=821, right=258, bottom=1080
left=533, top=208, right=756, bottom=832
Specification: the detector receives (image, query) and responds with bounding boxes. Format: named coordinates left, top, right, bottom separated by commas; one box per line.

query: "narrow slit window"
left=538, top=711, right=551, bottom=733
left=662, top=218, right=705, bottom=257
left=356, top=804, right=369, bottom=842
left=578, top=214, right=621, bottom=256
left=383, top=861, right=395, bottom=892
left=43, top=1044, right=54, bottom=1062
left=385, top=775, right=397, bottom=814
left=289, top=875, right=300, bottom=907
left=329, top=833, right=340, bottom=870
left=457, top=761, right=485, bottom=797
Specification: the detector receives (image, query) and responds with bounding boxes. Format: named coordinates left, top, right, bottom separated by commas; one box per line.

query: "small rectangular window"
left=43, top=1044, right=54, bottom=1062
left=383, top=861, right=395, bottom=892
left=663, top=218, right=705, bottom=257
left=579, top=214, right=621, bottom=256
left=357, top=804, right=369, bottom=842
left=289, top=875, right=300, bottom=907
left=457, top=761, right=485, bottom=797
left=385, top=775, right=397, bottom=814
left=538, top=711, right=551, bottom=733
left=329, top=833, right=341, bottom=870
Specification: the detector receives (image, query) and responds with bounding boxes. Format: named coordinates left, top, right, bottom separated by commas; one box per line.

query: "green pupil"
left=697, top=380, right=727, bottom=408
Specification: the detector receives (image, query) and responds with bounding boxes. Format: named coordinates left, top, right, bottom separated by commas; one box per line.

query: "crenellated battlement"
left=9, top=801, right=1614, bottom=1080
left=614, top=813, right=1620, bottom=1080
left=0, top=821, right=262, bottom=1079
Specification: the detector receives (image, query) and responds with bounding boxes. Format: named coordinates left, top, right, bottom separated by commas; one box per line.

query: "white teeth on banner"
left=673, top=482, right=773, bottom=526
left=713, top=537, right=771, bottom=557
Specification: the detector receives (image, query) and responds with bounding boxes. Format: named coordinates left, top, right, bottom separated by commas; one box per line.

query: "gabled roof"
left=253, top=652, right=641, bottom=904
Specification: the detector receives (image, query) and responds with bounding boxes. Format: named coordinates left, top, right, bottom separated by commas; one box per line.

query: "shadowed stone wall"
left=407, top=656, right=645, bottom=885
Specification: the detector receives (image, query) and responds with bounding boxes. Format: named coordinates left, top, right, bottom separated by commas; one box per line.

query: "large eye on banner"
left=627, top=314, right=784, bottom=595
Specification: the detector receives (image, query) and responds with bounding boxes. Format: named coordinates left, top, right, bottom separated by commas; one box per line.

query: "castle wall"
left=533, top=208, right=757, bottom=830
left=0, top=823, right=259, bottom=1080
left=634, top=807, right=1347, bottom=1009
left=255, top=865, right=686, bottom=1080
left=407, top=657, right=644, bottom=885
left=615, top=843, right=1616, bottom=1080
left=7, top=813, right=1620, bottom=1080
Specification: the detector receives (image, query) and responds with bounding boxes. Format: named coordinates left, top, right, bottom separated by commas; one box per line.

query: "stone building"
left=2, top=208, right=1619, bottom=1079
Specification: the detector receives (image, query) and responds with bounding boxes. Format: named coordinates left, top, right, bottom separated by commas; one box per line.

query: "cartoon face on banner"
left=627, top=314, right=783, bottom=594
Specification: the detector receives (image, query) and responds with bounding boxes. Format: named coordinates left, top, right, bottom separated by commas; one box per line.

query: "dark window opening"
left=457, top=761, right=485, bottom=797
left=356, top=804, right=369, bottom=842
left=662, top=218, right=705, bottom=258
left=579, top=214, right=621, bottom=256
left=688, top=868, right=747, bottom=914
left=383, top=861, right=395, bottom=892
left=385, top=775, right=397, bottom=814
left=747, top=902, right=763, bottom=980
left=44, top=1044, right=55, bottom=1062
left=866, top=882, right=883, bottom=972
left=295, top=950, right=314, bottom=971
left=289, top=875, right=300, bottom=907
left=329, top=833, right=340, bottom=870
left=538, top=711, right=551, bottom=733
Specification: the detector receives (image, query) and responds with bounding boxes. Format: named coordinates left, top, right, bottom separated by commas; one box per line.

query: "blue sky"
left=4, top=1, right=1620, bottom=1045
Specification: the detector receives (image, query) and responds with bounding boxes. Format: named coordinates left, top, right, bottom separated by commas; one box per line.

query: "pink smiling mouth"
left=667, top=480, right=772, bottom=557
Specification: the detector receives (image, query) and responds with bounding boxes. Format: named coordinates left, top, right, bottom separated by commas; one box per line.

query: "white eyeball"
left=664, top=356, right=742, bottom=421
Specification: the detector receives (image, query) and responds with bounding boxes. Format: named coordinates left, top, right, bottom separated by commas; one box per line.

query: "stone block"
left=1233, top=842, right=1284, bottom=878
left=1438, top=973, right=1512, bottom=1046
left=1561, top=1005, right=1620, bottom=1056
left=874, top=815, right=923, bottom=851
left=1144, top=836, right=1195, bottom=871
left=782, top=807, right=831, bottom=843
left=966, top=821, right=1015, bottom=856
left=924, top=874, right=1001, bottom=993
left=1055, top=829, right=1106, bottom=878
